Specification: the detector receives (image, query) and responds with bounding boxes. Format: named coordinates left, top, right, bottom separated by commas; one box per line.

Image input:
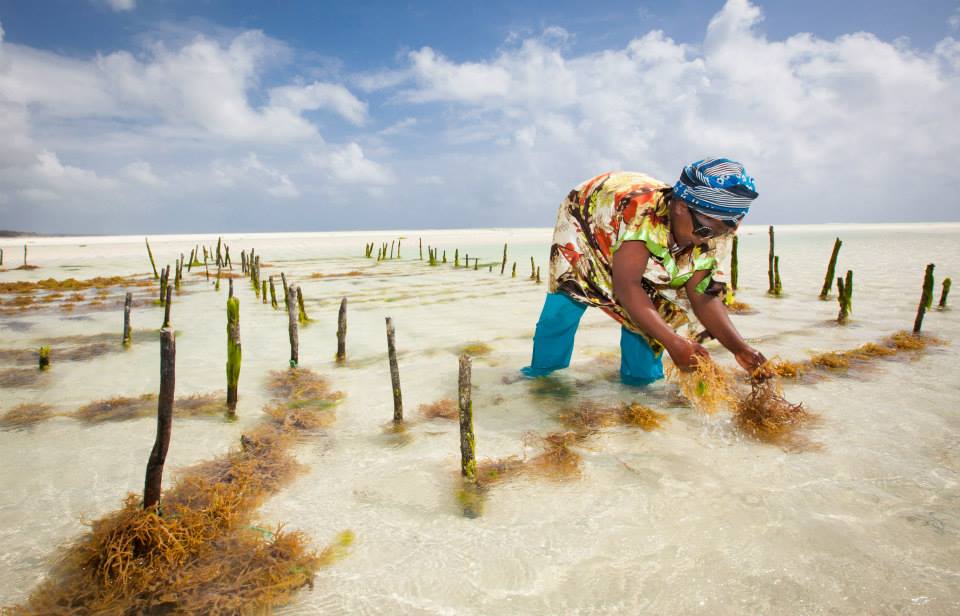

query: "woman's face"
left=669, top=197, right=737, bottom=246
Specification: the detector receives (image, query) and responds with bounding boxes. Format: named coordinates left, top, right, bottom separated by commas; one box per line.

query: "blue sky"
left=0, top=0, right=958, bottom=233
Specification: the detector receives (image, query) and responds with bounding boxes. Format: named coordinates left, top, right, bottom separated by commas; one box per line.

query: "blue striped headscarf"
left=672, top=158, right=758, bottom=222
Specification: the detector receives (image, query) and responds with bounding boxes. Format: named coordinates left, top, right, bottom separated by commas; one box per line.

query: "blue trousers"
left=520, top=292, right=663, bottom=386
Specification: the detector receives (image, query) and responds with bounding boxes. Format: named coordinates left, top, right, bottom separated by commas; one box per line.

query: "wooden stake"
left=913, top=263, right=935, bottom=333
left=224, top=245, right=232, bottom=269
left=162, top=286, right=172, bottom=329
left=269, top=276, right=278, bottom=308
left=226, top=296, right=241, bottom=411
left=512, top=262, right=516, bottom=278
left=336, top=297, right=347, bottom=362
left=819, top=237, right=842, bottom=299
left=454, top=248, right=459, bottom=268
left=38, top=346, right=50, bottom=370
left=730, top=235, right=739, bottom=291
left=281, top=272, right=289, bottom=310
left=836, top=276, right=849, bottom=324
left=187, top=249, right=195, bottom=272
left=386, top=317, right=403, bottom=422
left=419, top=237, right=423, bottom=260
left=390, top=240, right=395, bottom=260
left=397, top=238, right=401, bottom=258
left=500, top=243, right=507, bottom=275
left=939, top=278, right=952, bottom=308
left=297, top=286, right=309, bottom=323
left=228, top=277, right=234, bottom=299
left=773, top=255, right=782, bottom=295
left=204, top=255, right=209, bottom=281
left=23, top=244, right=27, bottom=267
left=143, top=324, right=175, bottom=511
left=458, top=353, right=476, bottom=483
left=262, top=280, right=268, bottom=304
left=145, top=238, right=159, bottom=279
left=767, top=225, right=775, bottom=294
left=160, top=265, right=169, bottom=304
left=287, top=285, right=299, bottom=367
left=530, top=256, right=536, bottom=280
left=123, top=292, right=132, bottom=346
left=844, top=269, right=853, bottom=315
left=536, top=266, right=541, bottom=284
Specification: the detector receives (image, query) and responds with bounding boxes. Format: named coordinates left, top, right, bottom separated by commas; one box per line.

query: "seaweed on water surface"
left=458, top=342, right=492, bottom=357
left=0, top=367, right=44, bottom=388
left=0, top=403, right=56, bottom=429
left=9, top=368, right=351, bottom=615
left=73, top=394, right=157, bottom=423
left=73, top=392, right=229, bottom=424
left=0, top=276, right=150, bottom=294
left=419, top=398, right=458, bottom=420
left=733, top=376, right=818, bottom=451
left=528, top=375, right=577, bottom=400
left=557, top=401, right=668, bottom=434
left=267, top=368, right=344, bottom=405
left=809, top=351, right=850, bottom=371
left=474, top=431, right=587, bottom=487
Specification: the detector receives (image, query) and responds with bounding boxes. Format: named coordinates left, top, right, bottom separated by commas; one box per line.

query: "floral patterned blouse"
left=548, top=171, right=730, bottom=353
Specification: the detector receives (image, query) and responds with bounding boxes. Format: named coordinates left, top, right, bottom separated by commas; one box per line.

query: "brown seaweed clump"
left=733, top=378, right=817, bottom=451
left=665, top=357, right=737, bottom=414
left=0, top=367, right=43, bottom=388
left=475, top=431, right=586, bottom=487
left=522, top=431, right=585, bottom=480
left=725, top=300, right=753, bottom=314
left=0, top=403, right=56, bottom=430
left=419, top=398, right=458, bottom=420
left=73, top=392, right=230, bottom=424
left=265, top=368, right=343, bottom=433
left=767, top=359, right=806, bottom=379
left=308, top=270, right=365, bottom=279
left=267, top=368, right=344, bottom=406
left=808, top=351, right=851, bottom=371
left=10, top=370, right=351, bottom=615
left=888, top=331, right=943, bottom=351
left=73, top=394, right=158, bottom=423
left=0, top=276, right=150, bottom=294
left=263, top=403, right=336, bottom=432
left=557, top=401, right=667, bottom=433
left=11, top=427, right=351, bottom=615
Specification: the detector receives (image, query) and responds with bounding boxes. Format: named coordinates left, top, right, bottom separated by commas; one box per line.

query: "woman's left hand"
left=734, top=346, right=767, bottom=374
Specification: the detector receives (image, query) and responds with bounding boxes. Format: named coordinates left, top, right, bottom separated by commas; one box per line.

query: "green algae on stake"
left=914, top=263, right=935, bottom=333
left=226, top=296, right=242, bottom=412
left=819, top=238, right=842, bottom=299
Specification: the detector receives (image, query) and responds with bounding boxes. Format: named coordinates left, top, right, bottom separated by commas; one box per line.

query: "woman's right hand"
left=667, top=337, right=710, bottom=372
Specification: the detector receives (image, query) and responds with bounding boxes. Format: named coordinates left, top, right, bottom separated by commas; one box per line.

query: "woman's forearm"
left=689, top=292, right=748, bottom=354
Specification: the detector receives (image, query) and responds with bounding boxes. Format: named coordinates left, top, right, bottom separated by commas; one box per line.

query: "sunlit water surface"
left=1, top=225, right=958, bottom=614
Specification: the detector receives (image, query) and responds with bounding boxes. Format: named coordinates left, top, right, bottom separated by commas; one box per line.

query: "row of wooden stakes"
left=365, top=238, right=543, bottom=283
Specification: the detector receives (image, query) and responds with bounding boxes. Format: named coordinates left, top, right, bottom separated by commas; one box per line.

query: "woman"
left=521, top=158, right=767, bottom=385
